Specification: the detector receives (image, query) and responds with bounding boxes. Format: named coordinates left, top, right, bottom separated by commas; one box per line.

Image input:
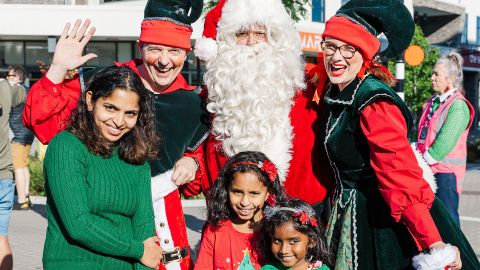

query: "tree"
left=388, top=25, right=440, bottom=114
left=204, top=0, right=310, bottom=22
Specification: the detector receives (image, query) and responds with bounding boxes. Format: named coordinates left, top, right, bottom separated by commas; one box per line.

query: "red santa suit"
left=183, top=85, right=331, bottom=205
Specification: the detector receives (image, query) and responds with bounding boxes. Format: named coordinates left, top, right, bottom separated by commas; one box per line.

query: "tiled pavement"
left=7, top=164, right=480, bottom=269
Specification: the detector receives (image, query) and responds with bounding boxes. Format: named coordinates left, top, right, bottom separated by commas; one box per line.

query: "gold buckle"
left=162, top=247, right=183, bottom=264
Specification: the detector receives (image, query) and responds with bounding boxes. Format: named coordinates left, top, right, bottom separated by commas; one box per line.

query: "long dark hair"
left=206, top=151, right=288, bottom=229
left=68, top=65, right=159, bottom=164
left=262, top=198, right=333, bottom=267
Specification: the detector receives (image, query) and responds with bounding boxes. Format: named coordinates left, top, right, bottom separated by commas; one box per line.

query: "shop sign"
left=463, top=50, right=480, bottom=69
left=300, top=32, right=323, bottom=52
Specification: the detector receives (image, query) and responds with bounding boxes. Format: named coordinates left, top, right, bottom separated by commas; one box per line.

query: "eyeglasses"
left=321, top=41, right=358, bottom=59
left=6, top=74, right=17, bottom=78
left=235, top=30, right=267, bottom=42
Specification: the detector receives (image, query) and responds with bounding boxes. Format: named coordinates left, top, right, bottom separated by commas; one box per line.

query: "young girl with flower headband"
left=261, top=198, right=332, bottom=270
left=194, top=151, right=288, bottom=270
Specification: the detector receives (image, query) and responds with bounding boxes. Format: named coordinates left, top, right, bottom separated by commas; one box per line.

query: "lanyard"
left=423, top=90, right=457, bottom=128
left=419, top=90, right=457, bottom=142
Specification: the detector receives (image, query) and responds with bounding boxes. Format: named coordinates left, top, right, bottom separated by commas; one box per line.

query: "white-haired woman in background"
left=417, top=52, right=474, bottom=226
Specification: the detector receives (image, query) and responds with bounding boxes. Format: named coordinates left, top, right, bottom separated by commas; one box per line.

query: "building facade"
left=0, top=0, right=343, bottom=85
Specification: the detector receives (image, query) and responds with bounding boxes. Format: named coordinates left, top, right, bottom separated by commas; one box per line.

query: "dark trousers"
left=435, top=172, right=460, bottom=226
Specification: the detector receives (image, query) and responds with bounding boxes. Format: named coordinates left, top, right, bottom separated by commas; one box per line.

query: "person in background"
left=43, top=66, right=162, bottom=270
left=7, top=65, right=35, bottom=210
left=314, top=0, right=480, bottom=269
left=417, top=52, right=474, bottom=226
left=23, top=0, right=208, bottom=268
left=0, top=78, right=26, bottom=270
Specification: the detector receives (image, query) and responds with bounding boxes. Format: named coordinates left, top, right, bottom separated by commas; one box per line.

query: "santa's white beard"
left=205, top=42, right=305, bottom=180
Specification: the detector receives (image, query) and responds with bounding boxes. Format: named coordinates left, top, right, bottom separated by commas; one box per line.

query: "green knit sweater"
left=428, top=99, right=470, bottom=161
left=43, top=131, right=155, bottom=270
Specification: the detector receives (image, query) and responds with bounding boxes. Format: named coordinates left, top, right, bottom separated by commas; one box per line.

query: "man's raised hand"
left=47, top=19, right=97, bottom=84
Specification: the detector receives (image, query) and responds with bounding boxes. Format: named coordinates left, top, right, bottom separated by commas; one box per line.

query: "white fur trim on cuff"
left=423, top=150, right=439, bottom=165
left=411, top=143, right=437, bottom=193
left=151, top=170, right=178, bottom=203
left=412, top=244, right=456, bottom=270
left=194, top=37, right=218, bottom=62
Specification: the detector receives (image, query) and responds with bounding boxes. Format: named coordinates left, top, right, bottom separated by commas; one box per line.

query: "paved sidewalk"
left=7, top=164, right=480, bottom=269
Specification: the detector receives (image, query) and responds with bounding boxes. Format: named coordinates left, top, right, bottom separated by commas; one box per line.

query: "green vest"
left=323, top=75, right=412, bottom=192
left=148, top=89, right=209, bottom=176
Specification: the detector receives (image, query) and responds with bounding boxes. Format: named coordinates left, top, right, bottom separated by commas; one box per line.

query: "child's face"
left=271, top=221, right=311, bottom=270
left=228, top=172, right=269, bottom=223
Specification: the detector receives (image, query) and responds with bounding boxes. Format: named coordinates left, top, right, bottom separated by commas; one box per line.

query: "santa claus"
left=184, top=0, right=331, bottom=211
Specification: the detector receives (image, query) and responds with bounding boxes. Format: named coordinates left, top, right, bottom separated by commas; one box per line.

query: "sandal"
left=14, top=201, right=30, bottom=210
left=26, top=194, right=32, bottom=207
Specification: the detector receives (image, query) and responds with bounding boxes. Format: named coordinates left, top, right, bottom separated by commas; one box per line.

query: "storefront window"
left=181, top=52, right=203, bottom=85
left=0, top=41, right=24, bottom=67
left=26, top=41, right=50, bottom=67
left=85, top=42, right=116, bottom=66
left=117, top=42, right=133, bottom=62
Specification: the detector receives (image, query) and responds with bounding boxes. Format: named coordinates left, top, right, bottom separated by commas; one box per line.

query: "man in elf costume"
left=22, top=1, right=208, bottom=269
left=184, top=0, right=332, bottom=214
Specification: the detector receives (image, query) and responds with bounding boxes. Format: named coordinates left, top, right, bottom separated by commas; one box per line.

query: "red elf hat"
left=139, top=0, right=203, bottom=50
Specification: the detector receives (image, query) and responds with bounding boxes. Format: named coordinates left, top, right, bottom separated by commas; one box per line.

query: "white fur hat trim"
left=194, top=37, right=218, bottom=62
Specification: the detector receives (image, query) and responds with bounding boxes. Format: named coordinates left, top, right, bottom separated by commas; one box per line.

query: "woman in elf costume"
left=311, top=0, right=480, bottom=269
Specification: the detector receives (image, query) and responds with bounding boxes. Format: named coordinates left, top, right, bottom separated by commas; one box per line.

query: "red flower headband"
left=229, top=160, right=278, bottom=182
left=292, top=211, right=318, bottom=227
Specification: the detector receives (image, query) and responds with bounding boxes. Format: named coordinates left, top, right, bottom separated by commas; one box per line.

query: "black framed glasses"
left=321, top=41, right=358, bottom=59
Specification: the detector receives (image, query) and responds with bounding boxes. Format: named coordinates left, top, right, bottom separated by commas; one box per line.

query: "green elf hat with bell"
left=322, top=0, right=414, bottom=78
left=139, top=0, right=203, bottom=50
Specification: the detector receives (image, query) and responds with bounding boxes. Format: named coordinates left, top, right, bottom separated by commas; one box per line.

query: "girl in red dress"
left=195, top=151, right=288, bottom=270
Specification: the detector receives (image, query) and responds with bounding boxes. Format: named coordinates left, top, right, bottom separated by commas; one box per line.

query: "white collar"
left=438, top=88, right=457, bottom=102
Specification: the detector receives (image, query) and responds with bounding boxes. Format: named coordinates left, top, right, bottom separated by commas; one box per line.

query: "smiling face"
left=323, top=37, right=364, bottom=91
left=271, top=221, right=311, bottom=270
left=228, top=172, right=269, bottom=226
left=86, top=88, right=140, bottom=143
left=139, top=43, right=187, bottom=92
left=431, top=62, right=454, bottom=94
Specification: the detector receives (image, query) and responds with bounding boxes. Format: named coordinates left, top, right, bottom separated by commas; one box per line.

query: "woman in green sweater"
left=43, top=66, right=162, bottom=269
left=417, top=52, right=474, bottom=226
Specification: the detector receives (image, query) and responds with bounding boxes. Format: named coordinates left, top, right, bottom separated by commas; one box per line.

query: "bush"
left=29, top=157, right=45, bottom=196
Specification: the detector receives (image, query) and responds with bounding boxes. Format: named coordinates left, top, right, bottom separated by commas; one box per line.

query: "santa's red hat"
left=139, top=0, right=203, bottom=50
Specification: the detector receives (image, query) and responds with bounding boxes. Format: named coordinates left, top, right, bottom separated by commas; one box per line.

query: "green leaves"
left=389, top=25, right=440, bottom=114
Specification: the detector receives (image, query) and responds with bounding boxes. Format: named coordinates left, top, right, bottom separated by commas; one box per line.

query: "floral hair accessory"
left=292, top=211, right=318, bottom=227
left=229, top=160, right=278, bottom=182
left=264, top=206, right=318, bottom=228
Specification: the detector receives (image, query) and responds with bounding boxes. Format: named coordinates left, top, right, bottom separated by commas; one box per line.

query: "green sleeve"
left=428, top=100, right=470, bottom=161
left=45, top=132, right=145, bottom=259
left=133, top=163, right=156, bottom=270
